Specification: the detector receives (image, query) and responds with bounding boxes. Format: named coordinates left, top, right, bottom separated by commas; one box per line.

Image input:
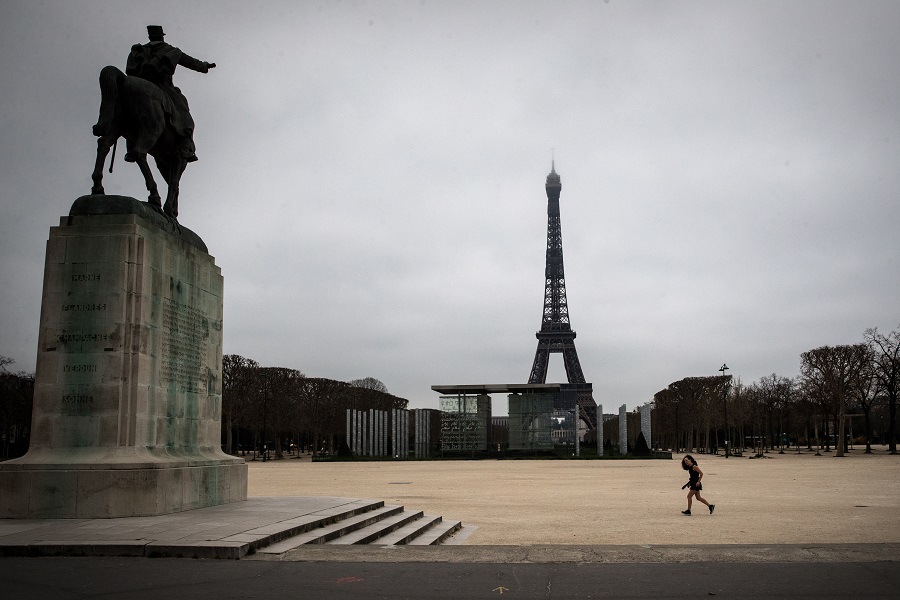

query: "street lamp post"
left=673, top=400, right=679, bottom=454
left=262, top=386, right=269, bottom=462
left=719, top=364, right=730, bottom=458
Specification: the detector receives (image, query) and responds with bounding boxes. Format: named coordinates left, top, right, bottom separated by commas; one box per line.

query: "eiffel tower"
left=528, top=162, right=597, bottom=429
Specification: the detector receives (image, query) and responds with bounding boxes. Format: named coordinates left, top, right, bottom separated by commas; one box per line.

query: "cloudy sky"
left=1, top=1, right=898, bottom=413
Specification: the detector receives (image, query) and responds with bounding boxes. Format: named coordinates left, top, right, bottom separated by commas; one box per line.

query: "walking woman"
left=681, top=455, right=715, bottom=515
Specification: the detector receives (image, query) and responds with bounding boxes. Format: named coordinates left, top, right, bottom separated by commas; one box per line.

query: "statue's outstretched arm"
left=178, top=52, right=215, bottom=74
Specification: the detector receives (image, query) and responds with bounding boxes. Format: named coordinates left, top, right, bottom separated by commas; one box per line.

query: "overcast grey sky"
left=1, top=1, right=898, bottom=413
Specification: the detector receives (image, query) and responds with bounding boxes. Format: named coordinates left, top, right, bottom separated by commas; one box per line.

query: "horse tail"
left=93, top=65, right=125, bottom=137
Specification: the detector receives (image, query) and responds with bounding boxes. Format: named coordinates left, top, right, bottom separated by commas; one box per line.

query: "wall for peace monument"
left=0, top=197, right=247, bottom=518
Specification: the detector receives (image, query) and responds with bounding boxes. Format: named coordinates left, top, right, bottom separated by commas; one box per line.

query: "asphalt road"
left=2, top=557, right=898, bottom=599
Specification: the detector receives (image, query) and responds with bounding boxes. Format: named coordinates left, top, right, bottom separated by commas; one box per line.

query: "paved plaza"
left=1, top=449, right=898, bottom=563
left=248, top=450, right=900, bottom=547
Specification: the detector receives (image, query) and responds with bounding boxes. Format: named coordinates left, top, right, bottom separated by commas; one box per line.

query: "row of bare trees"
left=0, top=356, right=34, bottom=459
left=651, top=325, right=899, bottom=455
left=652, top=375, right=730, bottom=454
left=221, top=354, right=408, bottom=458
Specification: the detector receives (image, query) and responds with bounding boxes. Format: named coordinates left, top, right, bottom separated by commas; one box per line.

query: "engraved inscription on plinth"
left=160, top=299, right=208, bottom=392
left=0, top=200, right=246, bottom=518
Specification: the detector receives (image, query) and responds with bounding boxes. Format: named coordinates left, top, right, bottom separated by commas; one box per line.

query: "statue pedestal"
left=0, top=196, right=246, bottom=518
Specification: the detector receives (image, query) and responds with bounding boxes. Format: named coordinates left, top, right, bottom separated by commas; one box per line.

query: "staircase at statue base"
left=257, top=501, right=462, bottom=553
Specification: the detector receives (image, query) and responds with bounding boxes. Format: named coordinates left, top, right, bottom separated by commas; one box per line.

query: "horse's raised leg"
left=162, top=158, right=187, bottom=219
left=91, top=135, right=115, bottom=195
left=134, top=153, right=162, bottom=208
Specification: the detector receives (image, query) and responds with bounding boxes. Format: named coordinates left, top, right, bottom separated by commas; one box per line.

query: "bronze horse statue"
left=91, top=65, right=188, bottom=219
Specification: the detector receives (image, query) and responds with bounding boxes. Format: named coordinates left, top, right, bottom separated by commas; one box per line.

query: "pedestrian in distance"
left=681, top=455, right=715, bottom=515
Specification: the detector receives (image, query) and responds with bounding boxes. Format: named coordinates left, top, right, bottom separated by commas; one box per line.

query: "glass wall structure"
left=439, top=394, right=491, bottom=451
left=508, top=393, right=554, bottom=450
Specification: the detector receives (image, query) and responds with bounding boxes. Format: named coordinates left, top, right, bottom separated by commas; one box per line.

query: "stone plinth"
left=0, top=196, right=247, bottom=518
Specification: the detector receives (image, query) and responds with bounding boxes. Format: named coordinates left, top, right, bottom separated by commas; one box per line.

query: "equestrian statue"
left=91, top=25, right=215, bottom=219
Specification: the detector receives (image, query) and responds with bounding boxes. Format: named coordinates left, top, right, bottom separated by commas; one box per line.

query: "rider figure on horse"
left=125, top=25, right=215, bottom=163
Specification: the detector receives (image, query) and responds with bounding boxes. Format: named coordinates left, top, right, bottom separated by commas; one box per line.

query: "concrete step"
left=442, top=524, right=479, bottom=545
left=326, top=509, right=424, bottom=545
left=407, top=519, right=463, bottom=545
left=257, top=504, right=403, bottom=552
left=371, top=514, right=445, bottom=545
left=247, top=498, right=385, bottom=553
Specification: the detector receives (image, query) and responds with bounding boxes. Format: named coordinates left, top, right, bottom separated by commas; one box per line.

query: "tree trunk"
left=889, top=395, right=897, bottom=454
left=836, top=395, right=846, bottom=457
left=863, top=409, right=872, bottom=453
left=224, top=412, right=233, bottom=454
left=275, top=434, right=284, bottom=459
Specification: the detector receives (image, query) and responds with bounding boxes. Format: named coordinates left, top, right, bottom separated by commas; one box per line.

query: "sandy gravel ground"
left=247, top=450, right=900, bottom=545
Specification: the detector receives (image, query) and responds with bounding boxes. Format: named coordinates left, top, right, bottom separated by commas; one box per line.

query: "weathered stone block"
left=0, top=197, right=247, bottom=518
left=0, top=471, right=30, bottom=517
left=28, top=470, right=80, bottom=518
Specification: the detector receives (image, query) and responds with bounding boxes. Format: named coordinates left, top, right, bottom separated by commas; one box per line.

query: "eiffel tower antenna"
left=528, top=163, right=597, bottom=427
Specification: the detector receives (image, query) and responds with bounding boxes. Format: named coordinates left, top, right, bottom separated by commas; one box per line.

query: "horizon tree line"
left=650, top=325, right=899, bottom=456
left=221, top=354, right=408, bottom=458
left=4, top=324, right=897, bottom=458
left=0, top=356, right=33, bottom=459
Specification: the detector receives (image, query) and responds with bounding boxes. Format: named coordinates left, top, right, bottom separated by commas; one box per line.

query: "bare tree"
left=258, top=367, right=305, bottom=459
left=865, top=326, right=900, bottom=454
left=800, top=344, right=870, bottom=457
left=728, top=379, right=750, bottom=453
left=652, top=387, right=675, bottom=451
left=754, top=374, right=794, bottom=451
left=297, top=378, right=353, bottom=453
left=350, top=377, right=389, bottom=394
left=799, top=370, right=831, bottom=453
left=0, top=356, right=34, bottom=458
left=664, top=376, right=725, bottom=453
left=848, top=344, right=878, bottom=453
left=222, top=354, right=259, bottom=454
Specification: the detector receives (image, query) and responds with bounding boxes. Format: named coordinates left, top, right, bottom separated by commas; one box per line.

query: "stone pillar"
left=391, top=409, right=397, bottom=457
left=377, top=410, right=385, bottom=456
left=346, top=409, right=352, bottom=454
left=414, top=409, right=420, bottom=457
left=0, top=198, right=246, bottom=518
left=380, top=410, right=386, bottom=456
left=372, top=409, right=378, bottom=456
left=355, top=409, right=361, bottom=455
left=383, top=410, right=388, bottom=456
left=367, top=409, right=374, bottom=456
left=414, top=410, right=420, bottom=457
left=361, top=410, right=368, bottom=456
left=376, top=410, right=381, bottom=456
left=356, top=409, right=361, bottom=455
left=596, top=404, right=604, bottom=457
left=619, top=404, right=628, bottom=454
left=402, top=409, right=409, bottom=457
left=414, top=409, right=430, bottom=458
left=640, top=402, right=652, bottom=448
left=392, top=408, right=409, bottom=459
left=349, top=409, right=370, bottom=456
left=574, top=404, right=580, bottom=457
